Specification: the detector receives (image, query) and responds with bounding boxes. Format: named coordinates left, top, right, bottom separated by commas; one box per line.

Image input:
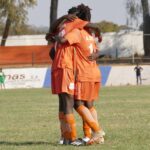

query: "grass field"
left=0, top=86, right=150, bottom=150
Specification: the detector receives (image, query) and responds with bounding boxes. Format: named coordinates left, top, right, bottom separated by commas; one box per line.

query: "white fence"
left=0, top=31, right=145, bottom=58
left=1, top=65, right=150, bottom=89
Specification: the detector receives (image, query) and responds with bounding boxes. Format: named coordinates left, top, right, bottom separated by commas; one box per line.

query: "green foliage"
left=9, top=24, right=45, bottom=35
left=95, top=21, right=121, bottom=33
left=0, top=23, right=48, bottom=35
left=0, top=0, right=37, bottom=33
left=0, top=0, right=37, bottom=21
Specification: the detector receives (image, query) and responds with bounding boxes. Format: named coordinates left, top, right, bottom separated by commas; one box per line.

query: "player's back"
left=74, top=29, right=101, bottom=82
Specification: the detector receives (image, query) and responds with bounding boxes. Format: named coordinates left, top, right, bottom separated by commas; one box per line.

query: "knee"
left=84, top=101, right=94, bottom=109
left=74, top=100, right=83, bottom=110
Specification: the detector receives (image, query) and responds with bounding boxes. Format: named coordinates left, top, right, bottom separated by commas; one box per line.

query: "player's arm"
left=85, top=23, right=100, bottom=35
left=45, top=14, right=77, bottom=42
left=54, top=28, right=81, bottom=44
left=52, top=34, right=69, bottom=44
left=49, top=47, right=55, bottom=60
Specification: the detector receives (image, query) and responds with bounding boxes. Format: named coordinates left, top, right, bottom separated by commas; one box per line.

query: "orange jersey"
left=52, top=18, right=88, bottom=71
left=65, top=28, right=101, bottom=82
left=51, top=19, right=88, bottom=94
left=52, top=44, right=75, bottom=70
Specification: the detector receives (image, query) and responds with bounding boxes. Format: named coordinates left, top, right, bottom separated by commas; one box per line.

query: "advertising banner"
left=2, top=65, right=150, bottom=89
left=3, top=68, right=47, bottom=89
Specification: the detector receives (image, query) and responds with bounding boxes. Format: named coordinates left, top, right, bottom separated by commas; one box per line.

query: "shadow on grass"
left=0, top=141, right=58, bottom=146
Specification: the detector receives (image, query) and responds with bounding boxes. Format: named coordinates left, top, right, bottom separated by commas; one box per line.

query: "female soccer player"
left=51, top=4, right=104, bottom=145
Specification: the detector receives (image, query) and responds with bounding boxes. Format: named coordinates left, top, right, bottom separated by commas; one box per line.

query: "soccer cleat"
left=58, top=137, right=64, bottom=145
left=63, top=138, right=84, bottom=146
left=70, top=139, right=84, bottom=146
left=101, top=130, right=106, bottom=137
left=87, top=131, right=104, bottom=145
left=82, top=137, right=90, bottom=143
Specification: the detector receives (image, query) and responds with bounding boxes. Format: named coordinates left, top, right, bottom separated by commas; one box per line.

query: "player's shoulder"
left=70, top=28, right=81, bottom=34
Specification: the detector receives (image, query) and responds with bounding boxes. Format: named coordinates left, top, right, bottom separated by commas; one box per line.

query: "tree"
left=141, top=0, right=150, bottom=56
left=49, top=0, right=58, bottom=32
left=96, top=21, right=121, bottom=33
left=0, top=0, right=37, bottom=46
left=126, top=0, right=150, bottom=57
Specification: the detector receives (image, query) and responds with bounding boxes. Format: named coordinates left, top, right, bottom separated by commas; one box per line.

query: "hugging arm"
left=53, top=35, right=68, bottom=44
left=46, top=14, right=77, bottom=42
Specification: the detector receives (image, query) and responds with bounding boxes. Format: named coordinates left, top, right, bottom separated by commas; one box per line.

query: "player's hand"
left=45, top=33, right=53, bottom=40
left=98, top=36, right=102, bottom=43
left=88, top=52, right=100, bottom=61
left=45, top=33, right=56, bottom=42
left=95, top=32, right=102, bottom=43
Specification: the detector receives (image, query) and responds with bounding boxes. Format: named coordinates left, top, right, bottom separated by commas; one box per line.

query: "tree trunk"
left=141, top=0, right=149, bottom=18
left=141, top=0, right=150, bottom=57
left=49, top=0, right=58, bottom=32
left=1, top=17, right=11, bottom=46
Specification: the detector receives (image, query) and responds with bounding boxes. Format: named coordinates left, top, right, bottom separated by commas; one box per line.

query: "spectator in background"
left=0, top=68, right=6, bottom=89
left=134, top=63, right=143, bottom=85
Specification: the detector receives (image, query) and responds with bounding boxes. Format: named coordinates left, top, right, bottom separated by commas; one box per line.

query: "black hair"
left=76, top=4, right=91, bottom=21
left=68, top=7, right=79, bottom=15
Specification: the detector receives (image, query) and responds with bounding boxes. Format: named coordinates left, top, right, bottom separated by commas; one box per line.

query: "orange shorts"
left=75, top=81, right=100, bottom=101
left=51, top=68, right=75, bottom=95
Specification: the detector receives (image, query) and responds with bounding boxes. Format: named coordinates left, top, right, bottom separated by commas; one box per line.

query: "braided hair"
left=76, top=4, right=91, bottom=21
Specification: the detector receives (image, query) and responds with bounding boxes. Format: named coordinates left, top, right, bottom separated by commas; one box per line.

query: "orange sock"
left=76, top=105, right=100, bottom=132
left=63, top=114, right=77, bottom=141
left=89, top=107, right=98, bottom=121
left=83, top=121, right=91, bottom=138
left=59, top=112, right=65, bottom=138
left=89, top=107, right=102, bottom=130
left=83, top=107, right=103, bottom=138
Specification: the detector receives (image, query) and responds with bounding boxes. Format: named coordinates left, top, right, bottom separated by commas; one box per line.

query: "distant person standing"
left=0, top=68, right=5, bottom=89
left=134, top=63, right=143, bottom=85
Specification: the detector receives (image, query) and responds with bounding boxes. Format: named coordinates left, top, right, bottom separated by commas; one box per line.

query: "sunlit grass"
left=0, top=86, right=150, bottom=150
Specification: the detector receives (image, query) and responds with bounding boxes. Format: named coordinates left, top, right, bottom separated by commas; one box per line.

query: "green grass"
left=0, top=86, right=150, bottom=150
